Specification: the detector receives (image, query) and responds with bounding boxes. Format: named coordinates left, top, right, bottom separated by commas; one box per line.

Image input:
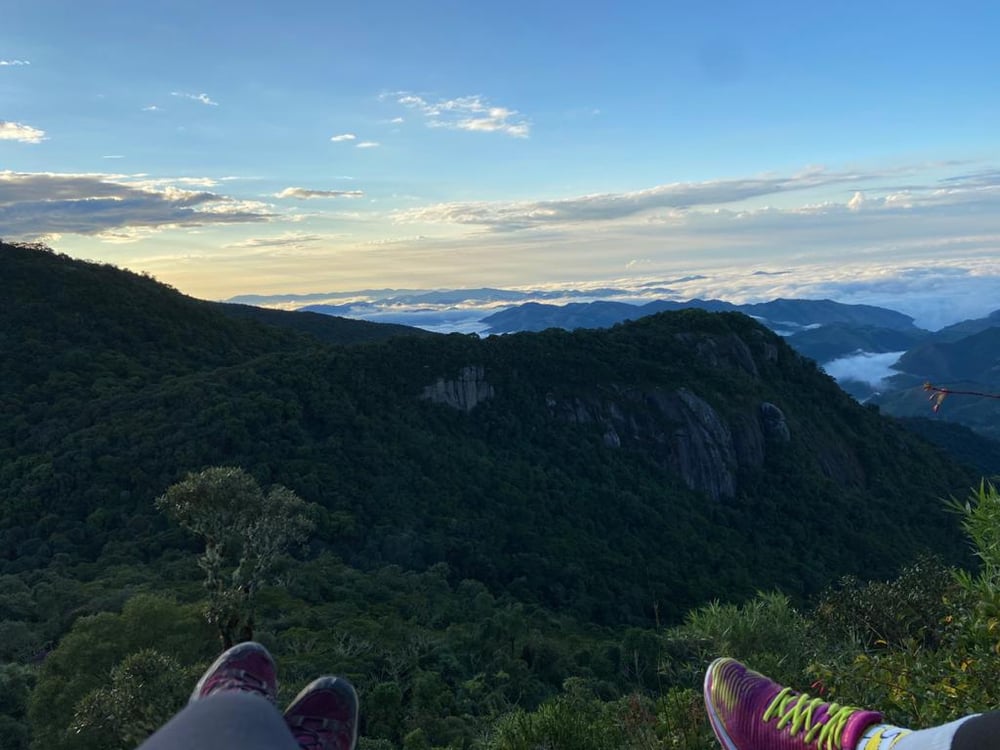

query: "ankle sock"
left=856, top=716, right=983, bottom=750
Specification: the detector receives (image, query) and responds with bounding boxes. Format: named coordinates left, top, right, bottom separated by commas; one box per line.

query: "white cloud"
left=0, top=121, right=46, bottom=143
left=389, top=117, right=404, bottom=124
left=356, top=141, right=380, bottom=149
left=822, top=351, right=905, bottom=388
left=275, top=187, right=365, bottom=199
left=142, top=105, right=161, bottom=112
left=391, top=92, right=531, bottom=138
left=0, top=59, right=30, bottom=66
left=102, top=155, right=125, bottom=159
left=171, top=91, right=218, bottom=106
left=330, top=133, right=356, bottom=142
left=0, top=170, right=272, bottom=239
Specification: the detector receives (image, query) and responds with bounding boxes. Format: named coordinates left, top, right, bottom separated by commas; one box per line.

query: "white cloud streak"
left=224, top=232, right=327, bottom=249
left=171, top=91, right=218, bottom=106
left=0, top=121, right=46, bottom=143
left=0, top=59, right=30, bottom=66
left=391, top=92, right=530, bottom=138
left=330, top=133, right=356, bottom=142
left=394, top=168, right=890, bottom=229
left=275, top=187, right=365, bottom=199
left=356, top=141, right=380, bottom=149
left=394, top=166, right=1000, bottom=233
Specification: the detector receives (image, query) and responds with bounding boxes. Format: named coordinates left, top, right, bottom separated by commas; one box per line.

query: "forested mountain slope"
left=0, top=243, right=976, bottom=626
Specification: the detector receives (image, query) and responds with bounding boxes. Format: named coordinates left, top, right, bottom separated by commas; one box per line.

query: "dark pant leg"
left=953, top=711, right=1000, bottom=750
left=137, top=692, right=299, bottom=750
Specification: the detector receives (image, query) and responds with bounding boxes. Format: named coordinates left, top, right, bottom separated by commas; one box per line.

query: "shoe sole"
left=704, top=658, right=738, bottom=750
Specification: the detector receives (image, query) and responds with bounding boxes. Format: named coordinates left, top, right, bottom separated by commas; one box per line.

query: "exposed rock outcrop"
left=547, top=386, right=781, bottom=501
left=421, top=365, right=494, bottom=412
left=673, top=332, right=759, bottom=377
left=759, top=402, right=790, bottom=443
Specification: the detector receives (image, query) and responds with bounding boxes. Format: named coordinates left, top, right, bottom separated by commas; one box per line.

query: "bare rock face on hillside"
left=421, top=365, right=495, bottom=412
left=547, top=386, right=783, bottom=501
left=536, top=331, right=794, bottom=500
left=673, top=331, right=759, bottom=377
left=417, top=330, right=869, bottom=503
left=759, top=402, right=790, bottom=443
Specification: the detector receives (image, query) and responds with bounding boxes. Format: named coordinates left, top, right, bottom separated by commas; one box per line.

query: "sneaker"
left=189, top=641, right=278, bottom=704
left=284, top=676, right=359, bottom=750
left=704, top=657, right=883, bottom=750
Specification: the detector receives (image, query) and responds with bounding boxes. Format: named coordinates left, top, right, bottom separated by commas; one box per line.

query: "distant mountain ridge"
left=784, top=323, right=928, bottom=363
left=481, top=297, right=919, bottom=335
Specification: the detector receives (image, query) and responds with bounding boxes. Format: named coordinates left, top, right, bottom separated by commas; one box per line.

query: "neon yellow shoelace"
left=762, top=688, right=859, bottom=750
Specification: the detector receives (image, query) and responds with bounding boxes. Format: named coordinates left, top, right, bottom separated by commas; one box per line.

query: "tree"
left=27, top=594, right=213, bottom=750
left=70, top=649, right=190, bottom=750
left=156, top=467, right=316, bottom=647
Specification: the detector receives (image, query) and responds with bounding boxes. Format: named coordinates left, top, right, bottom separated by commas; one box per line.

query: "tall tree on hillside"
left=157, top=467, right=316, bottom=647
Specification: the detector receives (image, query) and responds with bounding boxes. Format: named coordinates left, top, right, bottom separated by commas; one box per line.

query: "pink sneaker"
left=704, top=658, right=883, bottom=750
left=189, top=641, right=278, bottom=705
left=284, top=676, right=359, bottom=750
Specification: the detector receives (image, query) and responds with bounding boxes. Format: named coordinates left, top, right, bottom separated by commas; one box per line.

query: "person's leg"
left=951, top=712, right=1000, bottom=750
left=138, top=692, right=300, bottom=750
left=135, top=641, right=292, bottom=750
left=135, top=641, right=360, bottom=750
left=704, top=658, right=997, bottom=750
left=856, top=713, right=1000, bottom=750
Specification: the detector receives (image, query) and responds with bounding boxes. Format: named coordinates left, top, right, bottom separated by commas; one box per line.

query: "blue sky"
left=3, top=0, right=1000, bottom=322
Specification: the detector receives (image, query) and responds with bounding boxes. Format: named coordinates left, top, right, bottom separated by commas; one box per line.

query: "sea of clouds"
left=231, top=259, right=1000, bottom=335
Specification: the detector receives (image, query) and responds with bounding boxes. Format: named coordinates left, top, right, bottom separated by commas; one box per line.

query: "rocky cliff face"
left=421, top=365, right=495, bottom=412
left=546, top=385, right=790, bottom=501
left=539, top=331, right=793, bottom=500
left=418, top=331, right=864, bottom=502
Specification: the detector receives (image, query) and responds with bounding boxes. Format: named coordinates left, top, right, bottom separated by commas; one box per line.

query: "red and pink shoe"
left=189, top=641, right=278, bottom=705
left=284, top=676, right=359, bottom=750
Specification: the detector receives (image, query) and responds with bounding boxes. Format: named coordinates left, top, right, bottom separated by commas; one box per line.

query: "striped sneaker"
left=189, top=641, right=278, bottom=705
left=284, top=676, right=359, bottom=750
left=704, top=658, right=883, bottom=750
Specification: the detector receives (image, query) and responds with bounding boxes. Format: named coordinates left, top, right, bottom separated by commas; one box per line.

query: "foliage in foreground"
left=12, top=482, right=1000, bottom=750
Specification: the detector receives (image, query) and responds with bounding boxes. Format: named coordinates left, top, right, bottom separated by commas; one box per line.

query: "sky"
left=3, top=0, right=1000, bottom=328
